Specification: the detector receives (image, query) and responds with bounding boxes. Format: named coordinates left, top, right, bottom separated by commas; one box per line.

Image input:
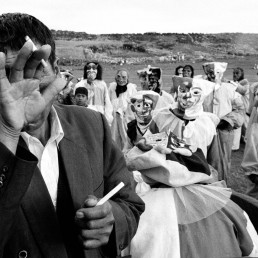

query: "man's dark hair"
left=75, top=87, right=88, bottom=97
left=175, top=65, right=184, bottom=76
left=83, top=61, right=103, bottom=80
left=0, top=13, right=56, bottom=66
left=183, top=65, right=194, bottom=78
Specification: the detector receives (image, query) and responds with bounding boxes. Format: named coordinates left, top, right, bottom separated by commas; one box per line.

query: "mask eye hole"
left=191, top=88, right=202, bottom=96
left=144, top=103, right=151, bottom=108
left=178, top=86, right=187, bottom=93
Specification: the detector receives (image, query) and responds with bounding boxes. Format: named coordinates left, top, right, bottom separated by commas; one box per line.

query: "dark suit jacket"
left=0, top=104, right=144, bottom=258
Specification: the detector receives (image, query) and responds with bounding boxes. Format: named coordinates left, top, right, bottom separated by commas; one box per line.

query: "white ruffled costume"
left=123, top=77, right=258, bottom=258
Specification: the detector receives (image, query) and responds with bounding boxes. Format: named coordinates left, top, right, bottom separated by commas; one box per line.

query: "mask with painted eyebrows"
left=177, top=82, right=202, bottom=111
left=131, top=96, right=154, bottom=125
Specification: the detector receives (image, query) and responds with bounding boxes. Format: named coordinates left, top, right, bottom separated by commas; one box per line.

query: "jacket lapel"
left=19, top=106, right=93, bottom=257
left=58, top=136, right=93, bottom=210
left=21, top=167, right=67, bottom=258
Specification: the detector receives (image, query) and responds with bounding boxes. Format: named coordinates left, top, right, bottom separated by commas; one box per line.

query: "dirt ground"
left=228, top=142, right=249, bottom=194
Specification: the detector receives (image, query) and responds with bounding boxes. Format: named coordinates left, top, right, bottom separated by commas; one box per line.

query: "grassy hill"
left=52, top=30, right=258, bottom=66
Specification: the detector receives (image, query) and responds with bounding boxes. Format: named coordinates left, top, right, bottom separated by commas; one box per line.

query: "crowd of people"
left=1, top=12, right=258, bottom=258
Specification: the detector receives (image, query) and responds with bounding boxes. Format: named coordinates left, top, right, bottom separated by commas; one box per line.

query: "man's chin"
left=22, top=120, right=45, bottom=134
left=76, top=103, right=85, bottom=106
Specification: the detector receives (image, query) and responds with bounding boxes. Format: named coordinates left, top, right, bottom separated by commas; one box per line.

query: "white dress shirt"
left=21, top=107, right=64, bottom=208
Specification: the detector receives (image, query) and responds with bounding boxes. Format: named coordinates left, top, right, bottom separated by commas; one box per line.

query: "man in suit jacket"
left=0, top=13, right=144, bottom=258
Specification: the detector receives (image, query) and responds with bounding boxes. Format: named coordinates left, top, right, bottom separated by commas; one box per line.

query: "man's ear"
left=53, top=57, right=60, bottom=76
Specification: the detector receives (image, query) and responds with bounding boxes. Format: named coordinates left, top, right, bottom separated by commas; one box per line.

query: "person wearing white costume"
left=123, top=91, right=160, bottom=154
left=108, top=69, right=137, bottom=150
left=229, top=67, right=250, bottom=148
left=122, top=76, right=258, bottom=258
left=74, top=61, right=113, bottom=126
left=137, top=65, right=174, bottom=113
left=202, top=62, right=245, bottom=182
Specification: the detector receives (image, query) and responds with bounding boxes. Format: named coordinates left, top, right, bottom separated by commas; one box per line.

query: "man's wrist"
left=0, top=122, right=20, bottom=154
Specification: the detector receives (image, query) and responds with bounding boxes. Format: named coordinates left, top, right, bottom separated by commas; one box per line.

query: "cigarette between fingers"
left=96, top=182, right=125, bottom=206
left=25, top=36, right=48, bottom=68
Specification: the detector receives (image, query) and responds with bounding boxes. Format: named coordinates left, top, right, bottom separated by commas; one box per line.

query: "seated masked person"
left=123, top=90, right=160, bottom=154
left=202, top=62, right=245, bottom=182
left=122, top=80, right=258, bottom=258
left=137, top=65, right=174, bottom=112
left=124, top=78, right=219, bottom=177
left=148, top=76, right=220, bottom=160
left=108, top=69, right=138, bottom=150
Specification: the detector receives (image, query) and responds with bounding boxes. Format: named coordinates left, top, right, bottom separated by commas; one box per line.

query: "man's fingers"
left=81, top=227, right=112, bottom=239
left=9, top=41, right=33, bottom=83
left=41, top=77, right=66, bottom=103
left=0, top=52, right=7, bottom=79
left=76, top=205, right=108, bottom=221
left=75, top=216, right=113, bottom=229
left=79, top=228, right=113, bottom=249
left=33, top=65, right=44, bottom=80
left=0, top=52, right=11, bottom=92
left=82, top=195, right=98, bottom=208
left=79, top=237, right=102, bottom=250
left=24, top=45, right=51, bottom=79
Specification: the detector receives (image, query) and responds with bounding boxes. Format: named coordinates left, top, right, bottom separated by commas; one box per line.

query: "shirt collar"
left=21, top=106, right=64, bottom=147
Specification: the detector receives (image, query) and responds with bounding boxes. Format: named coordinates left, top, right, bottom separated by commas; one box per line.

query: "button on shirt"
left=21, top=107, right=64, bottom=208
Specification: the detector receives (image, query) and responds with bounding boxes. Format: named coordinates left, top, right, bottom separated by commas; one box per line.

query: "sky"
left=1, top=0, right=258, bottom=34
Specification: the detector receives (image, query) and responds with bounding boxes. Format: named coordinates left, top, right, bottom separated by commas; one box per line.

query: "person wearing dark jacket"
left=0, top=12, right=144, bottom=258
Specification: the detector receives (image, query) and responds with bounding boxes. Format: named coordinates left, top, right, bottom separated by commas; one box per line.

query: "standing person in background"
left=174, top=65, right=184, bottom=77
left=170, top=65, right=184, bottom=96
left=137, top=65, right=174, bottom=112
left=74, top=87, right=88, bottom=107
left=241, top=82, right=258, bottom=199
left=74, top=87, right=98, bottom=111
left=0, top=12, right=144, bottom=257
left=56, top=69, right=75, bottom=105
left=229, top=67, right=250, bottom=149
left=74, top=61, right=113, bottom=126
left=108, top=69, right=137, bottom=150
left=249, top=72, right=258, bottom=115
left=182, top=64, right=194, bottom=78
left=202, top=62, right=245, bottom=182
left=137, top=66, right=150, bottom=91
